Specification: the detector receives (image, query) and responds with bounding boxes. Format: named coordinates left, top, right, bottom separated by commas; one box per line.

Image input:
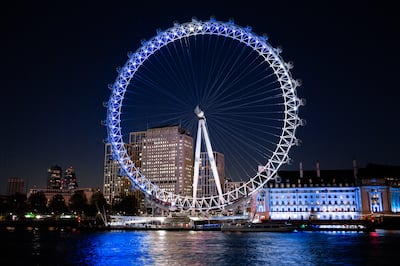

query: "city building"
left=196, top=151, right=225, bottom=197
left=47, top=165, right=79, bottom=191
left=103, top=125, right=400, bottom=221
left=27, top=187, right=96, bottom=208
left=103, top=125, right=194, bottom=205
left=64, top=166, right=78, bottom=190
left=47, top=165, right=63, bottom=189
left=103, top=143, right=134, bottom=205
left=252, top=162, right=400, bottom=222
left=7, top=178, right=25, bottom=195
left=356, top=163, right=400, bottom=214
left=129, top=131, right=146, bottom=169
left=224, top=177, right=245, bottom=193
left=141, top=125, right=194, bottom=196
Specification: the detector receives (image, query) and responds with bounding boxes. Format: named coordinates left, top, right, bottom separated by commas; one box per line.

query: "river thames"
left=0, top=229, right=398, bottom=265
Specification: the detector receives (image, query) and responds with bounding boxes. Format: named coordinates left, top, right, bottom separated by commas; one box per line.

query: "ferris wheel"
left=106, top=17, right=304, bottom=211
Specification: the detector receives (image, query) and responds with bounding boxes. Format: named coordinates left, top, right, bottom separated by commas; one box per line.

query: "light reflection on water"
left=1, top=229, right=400, bottom=265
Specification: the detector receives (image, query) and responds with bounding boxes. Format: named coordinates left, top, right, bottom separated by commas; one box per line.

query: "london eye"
left=106, top=17, right=304, bottom=212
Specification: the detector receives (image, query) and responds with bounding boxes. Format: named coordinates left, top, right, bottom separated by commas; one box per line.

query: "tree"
left=113, top=195, right=140, bottom=215
left=28, top=191, right=48, bottom=213
left=86, top=191, right=109, bottom=217
left=69, top=190, right=88, bottom=216
left=8, top=193, right=28, bottom=215
left=0, top=197, right=7, bottom=215
left=48, top=194, right=68, bottom=215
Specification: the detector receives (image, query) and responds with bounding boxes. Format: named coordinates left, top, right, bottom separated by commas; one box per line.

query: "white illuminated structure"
left=193, top=106, right=225, bottom=204
left=106, top=18, right=304, bottom=211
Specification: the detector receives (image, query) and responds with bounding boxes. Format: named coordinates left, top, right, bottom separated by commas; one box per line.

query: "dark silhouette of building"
left=7, top=178, right=25, bottom=195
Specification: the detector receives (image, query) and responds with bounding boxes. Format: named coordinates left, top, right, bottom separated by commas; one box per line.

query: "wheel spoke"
left=106, top=18, right=303, bottom=212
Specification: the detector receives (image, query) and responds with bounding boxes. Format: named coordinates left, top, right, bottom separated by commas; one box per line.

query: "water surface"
left=0, top=229, right=398, bottom=265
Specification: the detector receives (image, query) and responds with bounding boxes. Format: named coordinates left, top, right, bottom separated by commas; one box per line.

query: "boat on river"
left=221, top=221, right=296, bottom=232
left=296, top=219, right=375, bottom=232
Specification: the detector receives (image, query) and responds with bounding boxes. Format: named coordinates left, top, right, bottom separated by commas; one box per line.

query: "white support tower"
left=193, top=106, right=225, bottom=206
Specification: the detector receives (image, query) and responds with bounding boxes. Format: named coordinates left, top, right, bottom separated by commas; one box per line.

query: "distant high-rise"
left=47, top=165, right=63, bottom=189
left=103, top=143, right=125, bottom=204
left=196, top=151, right=225, bottom=197
left=64, top=166, right=78, bottom=189
left=7, top=178, right=25, bottom=195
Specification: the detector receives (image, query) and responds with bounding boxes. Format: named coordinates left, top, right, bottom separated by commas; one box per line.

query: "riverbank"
left=2, top=216, right=400, bottom=232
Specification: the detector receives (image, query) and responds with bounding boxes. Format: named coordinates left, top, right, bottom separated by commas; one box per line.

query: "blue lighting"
left=68, top=232, right=154, bottom=265
left=265, top=186, right=362, bottom=221
left=106, top=19, right=300, bottom=211
left=391, top=187, right=400, bottom=212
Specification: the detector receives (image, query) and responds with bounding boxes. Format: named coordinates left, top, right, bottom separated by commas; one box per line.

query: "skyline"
left=1, top=1, right=399, bottom=194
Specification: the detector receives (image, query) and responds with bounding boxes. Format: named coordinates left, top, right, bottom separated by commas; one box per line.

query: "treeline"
left=0, top=190, right=141, bottom=219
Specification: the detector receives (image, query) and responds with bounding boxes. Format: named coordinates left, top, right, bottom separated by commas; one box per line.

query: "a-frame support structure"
left=192, top=106, right=225, bottom=206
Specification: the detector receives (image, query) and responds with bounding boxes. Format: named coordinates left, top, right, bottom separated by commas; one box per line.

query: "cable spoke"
left=107, top=19, right=302, bottom=211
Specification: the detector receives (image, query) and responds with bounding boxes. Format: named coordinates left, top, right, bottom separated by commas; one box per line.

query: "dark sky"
left=1, top=0, right=399, bottom=193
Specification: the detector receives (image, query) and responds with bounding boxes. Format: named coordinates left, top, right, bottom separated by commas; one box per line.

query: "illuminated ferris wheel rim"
left=106, top=17, right=303, bottom=211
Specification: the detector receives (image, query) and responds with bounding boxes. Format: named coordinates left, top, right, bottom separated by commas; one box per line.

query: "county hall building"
left=253, top=162, right=400, bottom=222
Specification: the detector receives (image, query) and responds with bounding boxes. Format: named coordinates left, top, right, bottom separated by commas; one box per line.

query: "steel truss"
left=106, top=18, right=304, bottom=211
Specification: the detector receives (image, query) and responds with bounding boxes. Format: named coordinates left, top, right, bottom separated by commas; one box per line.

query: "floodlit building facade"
left=253, top=162, right=400, bottom=221
left=141, top=125, right=194, bottom=196
left=103, top=125, right=194, bottom=205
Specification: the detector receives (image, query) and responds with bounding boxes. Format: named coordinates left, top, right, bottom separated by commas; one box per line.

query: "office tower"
left=129, top=131, right=146, bottom=169
left=47, top=165, right=63, bottom=189
left=104, top=143, right=128, bottom=205
left=64, top=166, right=78, bottom=189
left=141, top=125, right=194, bottom=196
left=104, top=125, right=194, bottom=205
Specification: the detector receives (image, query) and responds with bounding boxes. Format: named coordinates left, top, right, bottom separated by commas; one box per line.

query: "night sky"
left=1, top=0, right=399, bottom=193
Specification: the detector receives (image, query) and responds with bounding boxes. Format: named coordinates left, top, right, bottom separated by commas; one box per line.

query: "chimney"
left=299, top=161, right=303, bottom=178
left=316, top=162, right=320, bottom=178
